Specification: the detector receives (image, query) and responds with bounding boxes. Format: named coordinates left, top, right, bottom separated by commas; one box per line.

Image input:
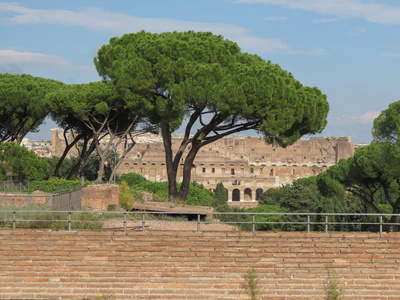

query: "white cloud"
left=237, top=0, right=400, bottom=24
left=0, top=3, right=322, bottom=55
left=287, top=48, right=327, bottom=55
left=349, top=28, right=365, bottom=36
left=380, top=52, right=400, bottom=58
left=313, top=18, right=339, bottom=23
left=329, top=111, right=380, bottom=126
left=0, top=49, right=95, bottom=74
left=264, top=16, right=288, bottom=21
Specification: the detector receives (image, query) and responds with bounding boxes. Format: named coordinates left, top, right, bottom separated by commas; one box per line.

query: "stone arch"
left=232, top=189, right=240, bottom=202
left=256, top=188, right=264, bottom=200
left=244, top=188, right=252, bottom=201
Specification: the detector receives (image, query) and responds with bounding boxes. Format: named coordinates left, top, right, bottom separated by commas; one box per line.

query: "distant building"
left=51, top=129, right=355, bottom=207
left=21, top=138, right=52, bottom=158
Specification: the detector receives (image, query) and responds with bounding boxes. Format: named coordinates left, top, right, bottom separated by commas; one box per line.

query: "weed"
left=326, top=267, right=345, bottom=300
left=242, top=267, right=260, bottom=300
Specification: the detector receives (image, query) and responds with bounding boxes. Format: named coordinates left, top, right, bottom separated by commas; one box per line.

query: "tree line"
left=0, top=30, right=329, bottom=203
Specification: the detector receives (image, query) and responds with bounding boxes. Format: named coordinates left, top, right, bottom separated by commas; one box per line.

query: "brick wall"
left=0, top=230, right=399, bottom=299
left=81, top=184, right=119, bottom=211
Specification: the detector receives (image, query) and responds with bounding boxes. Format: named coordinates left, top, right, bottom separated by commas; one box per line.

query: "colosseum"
left=52, top=129, right=355, bottom=207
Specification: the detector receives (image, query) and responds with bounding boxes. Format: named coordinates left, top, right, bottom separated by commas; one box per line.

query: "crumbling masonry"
left=51, top=129, right=354, bottom=207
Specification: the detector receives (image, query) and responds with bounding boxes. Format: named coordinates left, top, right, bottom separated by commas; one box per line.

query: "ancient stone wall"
left=0, top=229, right=398, bottom=299
left=51, top=129, right=355, bottom=205
left=81, top=184, right=119, bottom=211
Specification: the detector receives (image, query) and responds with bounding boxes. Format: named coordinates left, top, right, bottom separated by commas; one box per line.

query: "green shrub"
left=246, top=205, right=288, bottom=231
left=121, top=173, right=213, bottom=207
left=29, top=178, right=89, bottom=193
left=120, top=173, right=147, bottom=186
left=107, top=204, right=117, bottom=211
left=185, top=181, right=214, bottom=206
left=119, top=181, right=134, bottom=210
left=242, top=268, right=260, bottom=300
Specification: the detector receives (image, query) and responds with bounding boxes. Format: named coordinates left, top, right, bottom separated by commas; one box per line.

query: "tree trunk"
left=54, top=131, right=83, bottom=177
left=67, top=139, right=96, bottom=179
left=109, top=139, right=136, bottom=184
left=176, top=144, right=200, bottom=202
left=161, top=122, right=178, bottom=202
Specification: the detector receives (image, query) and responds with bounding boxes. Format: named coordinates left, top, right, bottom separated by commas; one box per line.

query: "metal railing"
left=0, top=188, right=82, bottom=212
left=0, top=181, right=30, bottom=193
left=0, top=210, right=399, bottom=233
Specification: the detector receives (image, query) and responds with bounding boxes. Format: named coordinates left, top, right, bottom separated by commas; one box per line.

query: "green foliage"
left=29, top=178, right=86, bottom=193
left=317, top=142, right=400, bottom=230
left=135, top=180, right=170, bottom=201
left=372, top=100, right=400, bottom=144
left=325, top=268, right=345, bottom=300
left=185, top=181, right=214, bottom=206
left=45, top=154, right=115, bottom=182
left=95, top=31, right=329, bottom=146
left=45, top=81, right=138, bottom=181
left=119, top=181, right=135, bottom=210
left=121, top=173, right=213, bottom=206
left=246, top=205, right=288, bottom=231
left=120, top=173, right=147, bottom=186
left=242, top=268, right=260, bottom=300
left=257, top=176, right=373, bottom=232
left=0, top=142, right=49, bottom=182
left=95, top=30, right=329, bottom=203
left=107, top=204, right=117, bottom=211
left=212, top=182, right=229, bottom=211
left=0, top=74, right=64, bottom=143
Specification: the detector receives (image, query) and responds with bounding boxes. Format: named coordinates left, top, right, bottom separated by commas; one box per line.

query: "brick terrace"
left=0, top=229, right=399, bottom=299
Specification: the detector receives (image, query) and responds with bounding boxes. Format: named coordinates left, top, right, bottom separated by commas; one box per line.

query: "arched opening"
left=256, top=188, right=264, bottom=200
left=232, top=189, right=240, bottom=202
left=244, top=188, right=252, bottom=201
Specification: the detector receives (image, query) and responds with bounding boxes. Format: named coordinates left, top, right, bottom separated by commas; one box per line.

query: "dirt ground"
left=101, top=220, right=239, bottom=232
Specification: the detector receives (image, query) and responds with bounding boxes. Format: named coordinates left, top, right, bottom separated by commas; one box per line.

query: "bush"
left=120, top=173, right=214, bottom=207
left=246, top=205, right=288, bottom=231
left=0, top=142, right=49, bottom=182
left=119, top=181, right=135, bottom=210
left=120, top=173, right=147, bottom=186
left=29, top=178, right=88, bottom=193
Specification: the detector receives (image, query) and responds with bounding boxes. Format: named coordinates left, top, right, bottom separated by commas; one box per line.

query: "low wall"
left=0, top=230, right=399, bottom=299
left=81, top=184, right=119, bottom=211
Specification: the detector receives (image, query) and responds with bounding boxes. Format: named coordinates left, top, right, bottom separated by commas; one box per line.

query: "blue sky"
left=1, top=0, right=399, bottom=143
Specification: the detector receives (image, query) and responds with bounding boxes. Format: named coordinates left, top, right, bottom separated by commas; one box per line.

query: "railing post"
left=307, top=215, right=310, bottom=233
left=197, top=214, right=201, bottom=233
left=325, top=215, right=328, bottom=234
left=123, top=213, right=127, bottom=232
left=4, top=196, right=7, bottom=220
left=68, top=212, right=71, bottom=231
left=12, top=211, right=16, bottom=231
left=252, top=214, right=255, bottom=233
left=142, top=213, right=146, bottom=232
left=379, top=216, right=383, bottom=234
